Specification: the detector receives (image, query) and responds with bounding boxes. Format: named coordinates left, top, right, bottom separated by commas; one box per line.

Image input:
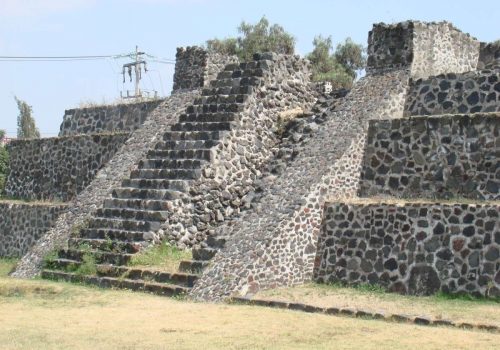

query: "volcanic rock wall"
left=316, top=201, right=500, bottom=298
left=5, top=133, right=129, bottom=201
left=404, top=69, right=500, bottom=116
left=59, top=100, right=163, bottom=136
left=0, top=202, right=67, bottom=257
left=358, top=114, right=500, bottom=200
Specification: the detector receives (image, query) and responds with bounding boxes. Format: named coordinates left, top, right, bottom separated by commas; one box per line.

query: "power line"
left=0, top=53, right=176, bottom=63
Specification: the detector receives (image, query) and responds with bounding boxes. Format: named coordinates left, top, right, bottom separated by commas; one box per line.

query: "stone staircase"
left=41, top=60, right=269, bottom=295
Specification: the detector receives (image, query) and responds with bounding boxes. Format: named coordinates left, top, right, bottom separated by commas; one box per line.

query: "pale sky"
left=1, top=0, right=499, bottom=137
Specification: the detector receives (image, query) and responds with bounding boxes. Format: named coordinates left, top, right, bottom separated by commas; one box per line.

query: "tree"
left=15, top=96, right=40, bottom=139
left=0, top=130, right=9, bottom=193
left=307, top=35, right=366, bottom=89
left=206, top=16, right=295, bottom=61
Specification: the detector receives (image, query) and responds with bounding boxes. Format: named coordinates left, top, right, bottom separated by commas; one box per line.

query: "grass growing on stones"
left=128, top=241, right=192, bottom=272
left=0, top=266, right=499, bottom=349
left=256, top=283, right=500, bottom=327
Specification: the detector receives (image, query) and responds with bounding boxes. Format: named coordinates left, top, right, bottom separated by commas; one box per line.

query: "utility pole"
left=121, top=45, right=146, bottom=99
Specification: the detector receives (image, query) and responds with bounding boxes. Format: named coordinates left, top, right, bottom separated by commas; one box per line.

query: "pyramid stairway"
left=41, top=60, right=268, bottom=296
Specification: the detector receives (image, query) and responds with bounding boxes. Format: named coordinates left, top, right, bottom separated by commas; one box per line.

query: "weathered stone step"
left=204, top=235, right=228, bottom=249
left=89, top=217, right=161, bottom=232
left=45, top=260, right=199, bottom=287
left=154, top=139, right=219, bottom=151
left=163, top=130, right=222, bottom=141
left=58, top=249, right=133, bottom=265
left=192, top=247, right=217, bottom=261
left=79, top=228, right=146, bottom=242
left=121, top=179, right=190, bottom=192
left=96, top=208, right=169, bottom=222
left=103, top=198, right=169, bottom=212
left=147, top=149, right=212, bottom=161
left=112, top=188, right=183, bottom=201
left=178, top=260, right=209, bottom=273
left=210, top=76, right=261, bottom=88
left=41, top=270, right=189, bottom=296
left=191, top=103, right=245, bottom=114
left=130, top=168, right=200, bottom=181
left=138, top=158, right=204, bottom=170
left=171, top=122, right=232, bottom=132
left=189, top=102, right=245, bottom=113
left=68, top=238, right=145, bottom=254
left=179, top=112, right=237, bottom=123
left=201, top=85, right=254, bottom=97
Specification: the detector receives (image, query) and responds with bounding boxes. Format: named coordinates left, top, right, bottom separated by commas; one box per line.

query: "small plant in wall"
left=69, top=217, right=91, bottom=238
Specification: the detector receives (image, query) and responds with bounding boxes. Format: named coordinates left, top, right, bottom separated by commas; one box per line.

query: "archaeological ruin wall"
left=404, top=69, right=500, bottom=116
left=358, top=114, right=499, bottom=200
left=0, top=202, right=68, bottom=257
left=172, top=46, right=239, bottom=92
left=5, top=133, right=129, bottom=201
left=367, top=21, right=479, bottom=79
left=316, top=201, right=499, bottom=298
left=59, top=100, right=163, bottom=136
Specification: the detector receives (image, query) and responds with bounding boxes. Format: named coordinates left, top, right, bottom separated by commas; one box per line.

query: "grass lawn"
left=0, top=259, right=499, bottom=350
left=257, top=283, right=500, bottom=327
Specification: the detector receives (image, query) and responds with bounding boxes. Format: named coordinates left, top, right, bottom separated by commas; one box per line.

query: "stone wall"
left=59, top=100, right=163, bottom=136
left=0, top=202, right=67, bottom=257
left=478, top=42, right=500, bottom=69
left=315, top=201, right=499, bottom=298
left=404, top=69, right=500, bottom=116
left=367, top=21, right=479, bottom=79
left=5, top=133, right=129, bottom=202
left=358, top=113, right=499, bottom=200
left=172, top=46, right=238, bottom=92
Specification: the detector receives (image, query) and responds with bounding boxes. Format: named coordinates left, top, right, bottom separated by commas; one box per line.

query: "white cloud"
left=0, top=0, right=95, bottom=18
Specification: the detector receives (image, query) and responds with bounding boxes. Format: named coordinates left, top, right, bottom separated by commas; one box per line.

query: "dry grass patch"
left=1, top=260, right=499, bottom=349
left=257, top=283, right=500, bottom=327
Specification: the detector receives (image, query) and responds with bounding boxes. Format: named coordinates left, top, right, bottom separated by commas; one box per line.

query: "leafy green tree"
left=15, top=96, right=40, bottom=139
left=307, top=35, right=366, bottom=89
left=206, top=16, right=295, bottom=61
left=0, top=130, right=9, bottom=193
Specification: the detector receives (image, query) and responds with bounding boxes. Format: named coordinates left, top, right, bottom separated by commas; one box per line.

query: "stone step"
left=79, top=228, right=146, bottom=242
left=88, top=217, right=161, bottom=232
left=201, top=85, right=254, bottom=97
left=130, top=168, right=200, bottom=180
left=154, top=139, right=219, bottom=150
left=163, top=130, right=222, bottom=141
left=190, top=95, right=248, bottom=106
left=58, top=249, right=133, bottom=265
left=96, top=208, right=169, bottom=222
left=171, top=122, right=232, bottom=132
left=45, top=259, right=199, bottom=287
left=209, top=77, right=260, bottom=88
left=41, top=270, right=189, bottom=296
left=138, top=158, right=204, bottom=170
left=178, top=260, right=209, bottom=273
left=204, top=235, right=228, bottom=249
left=68, top=238, right=145, bottom=254
left=121, top=179, right=190, bottom=192
left=179, top=112, right=237, bottom=123
left=112, top=188, right=183, bottom=201
left=191, top=103, right=245, bottom=114
left=103, top=198, right=170, bottom=211
left=192, top=247, right=218, bottom=261
left=146, top=149, right=212, bottom=161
